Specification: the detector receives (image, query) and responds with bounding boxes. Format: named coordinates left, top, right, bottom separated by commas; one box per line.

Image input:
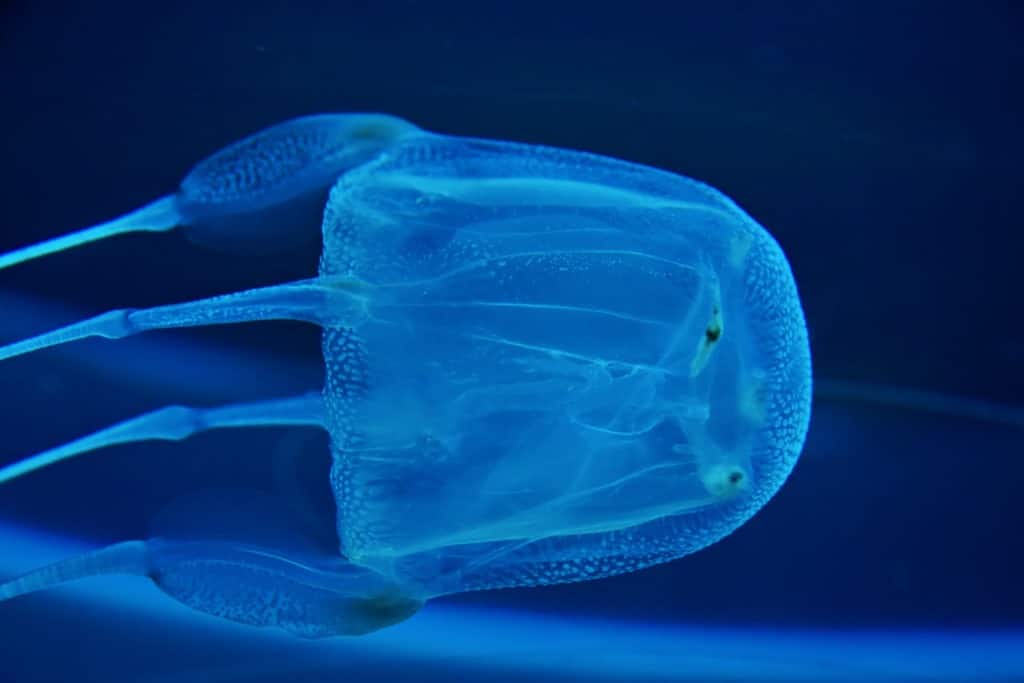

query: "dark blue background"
left=0, top=0, right=1021, bottom=642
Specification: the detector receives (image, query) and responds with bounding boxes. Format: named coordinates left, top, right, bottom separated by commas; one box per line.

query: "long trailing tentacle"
left=0, top=536, right=421, bottom=637
left=0, top=541, right=150, bottom=601
left=0, top=276, right=370, bottom=362
left=0, top=197, right=181, bottom=273
left=0, top=393, right=326, bottom=485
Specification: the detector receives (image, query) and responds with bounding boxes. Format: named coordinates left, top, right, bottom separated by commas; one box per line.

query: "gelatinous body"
left=0, top=114, right=812, bottom=636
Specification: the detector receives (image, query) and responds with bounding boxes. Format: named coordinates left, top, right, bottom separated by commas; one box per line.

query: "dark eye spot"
left=728, top=470, right=743, bottom=485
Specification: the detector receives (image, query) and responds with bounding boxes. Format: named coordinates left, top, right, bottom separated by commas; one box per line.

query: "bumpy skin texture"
left=319, top=133, right=812, bottom=598
left=177, top=114, right=419, bottom=213
left=149, top=545, right=422, bottom=637
left=0, top=118, right=810, bottom=637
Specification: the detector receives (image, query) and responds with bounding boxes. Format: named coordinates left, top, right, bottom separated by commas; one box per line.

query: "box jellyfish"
left=0, top=114, right=812, bottom=636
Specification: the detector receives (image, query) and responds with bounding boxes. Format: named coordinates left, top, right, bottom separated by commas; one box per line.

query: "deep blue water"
left=0, top=2, right=1021, bottom=681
